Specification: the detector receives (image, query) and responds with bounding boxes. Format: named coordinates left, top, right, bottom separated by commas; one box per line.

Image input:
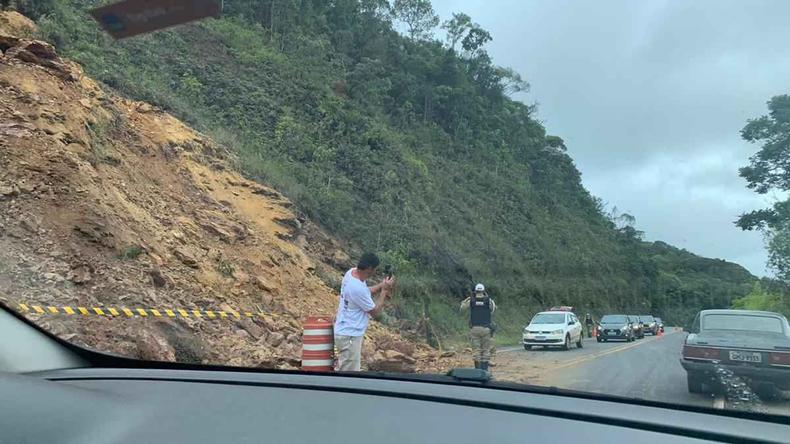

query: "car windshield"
left=702, top=314, right=785, bottom=334
left=2, top=0, right=790, bottom=421
left=531, top=313, right=566, bottom=324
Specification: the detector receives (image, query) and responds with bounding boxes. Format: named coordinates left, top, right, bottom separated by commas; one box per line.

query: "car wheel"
left=576, top=335, right=583, bottom=348
left=687, top=372, right=704, bottom=393
left=563, top=334, right=571, bottom=350
left=596, top=337, right=602, bottom=343
left=524, top=344, right=532, bottom=350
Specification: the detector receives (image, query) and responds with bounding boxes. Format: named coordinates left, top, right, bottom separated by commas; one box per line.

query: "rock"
left=199, top=221, right=234, bottom=243
left=0, top=184, right=18, bottom=197
left=18, top=181, right=36, bottom=194
left=67, top=265, right=92, bottom=284
left=4, top=40, right=72, bottom=78
left=0, top=121, right=35, bottom=138
left=234, top=329, right=251, bottom=339
left=237, top=319, right=264, bottom=340
left=286, top=333, right=300, bottom=344
left=73, top=221, right=115, bottom=247
left=440, top=350, right=456, bottom=358
left=20, top=40, right=58, bottom=60
left=137, top=103, right=153, bottom=113
left=267, top=332, right=285, bottom=347
left=78, top=98, right=92, bottom=109
left=42, top=272, right=65, bottom=282
left=384, top=340, right=416, bottom=357
left=148, top=267, right=168, bottom=288
left=257, top=358, right=279, bottom=368
left=330, top=249, right=351, bottom=268
left=252, top=276, right=274, bottom=292
left=252, top=187, right=283, bottom=199
left=136, top=330, right=176, bottom=362
left=274, top=217, right=302, bottom=231
left=383, top=349, right=416, bottom=364
left=368, top=350, right=416, bottom=373
left=173, top=247, right=199, bottom=268
left=20, top=218, right=38, bottom=233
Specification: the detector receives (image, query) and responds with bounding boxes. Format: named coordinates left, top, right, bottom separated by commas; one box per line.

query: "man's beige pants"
left=335, top=335, right=363, bottom=371
left=469, top=326, right=492, bottom=362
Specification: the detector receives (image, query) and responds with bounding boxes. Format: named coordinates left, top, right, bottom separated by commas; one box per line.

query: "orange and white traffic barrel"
left=301, top=316, right=334, bottom=372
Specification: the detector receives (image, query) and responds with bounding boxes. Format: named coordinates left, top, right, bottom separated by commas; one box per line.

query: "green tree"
left=737, top=95, right=790, bottom=280
left=391, top=0, right=438, bottom=40
left=441, top=12, right=471, bottom=50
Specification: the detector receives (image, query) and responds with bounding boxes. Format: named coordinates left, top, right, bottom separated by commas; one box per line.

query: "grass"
left=118, top=244, right=144, bottom=260
left=217, top=258, right=235, bottom=278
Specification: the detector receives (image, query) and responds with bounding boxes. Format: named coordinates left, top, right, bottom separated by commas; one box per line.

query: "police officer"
left=460, top=283, right=497, bottom=371
left=585, top=313, right=594, bottom=338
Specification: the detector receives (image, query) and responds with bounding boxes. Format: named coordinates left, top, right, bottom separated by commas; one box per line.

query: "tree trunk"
left=270, top=0, right=276, bottom=44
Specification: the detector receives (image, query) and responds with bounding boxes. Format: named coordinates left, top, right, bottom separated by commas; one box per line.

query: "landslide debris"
left=0, top=14, right=460, bottom=373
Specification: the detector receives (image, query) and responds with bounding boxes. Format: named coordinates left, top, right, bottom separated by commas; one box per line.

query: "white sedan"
left=523, top=311, right=584, bottom=350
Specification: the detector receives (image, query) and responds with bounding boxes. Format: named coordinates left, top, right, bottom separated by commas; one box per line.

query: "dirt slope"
left=0, top=16, right=458, bottom=372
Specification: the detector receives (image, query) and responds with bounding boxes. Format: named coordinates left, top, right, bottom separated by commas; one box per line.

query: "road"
left=493, top=329, right=790, bottom=416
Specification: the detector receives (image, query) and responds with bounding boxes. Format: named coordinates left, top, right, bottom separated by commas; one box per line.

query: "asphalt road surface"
left=494, top=329, right=790, bottom=416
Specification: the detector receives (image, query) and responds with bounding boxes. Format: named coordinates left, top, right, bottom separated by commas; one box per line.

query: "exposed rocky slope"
left=0, top=14, right=457, bottom=372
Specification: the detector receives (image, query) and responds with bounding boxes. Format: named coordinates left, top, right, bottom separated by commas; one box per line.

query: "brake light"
left=768, top=351, right=790, bottom=366
left=683, top=345, right=720, bottom=360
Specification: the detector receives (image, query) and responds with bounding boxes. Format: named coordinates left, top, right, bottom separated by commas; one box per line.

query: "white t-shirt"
left=334, top=269, right=375, bottom=337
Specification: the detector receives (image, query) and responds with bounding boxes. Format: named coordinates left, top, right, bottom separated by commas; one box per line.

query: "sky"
left=431, top=0, right=790, bottom=276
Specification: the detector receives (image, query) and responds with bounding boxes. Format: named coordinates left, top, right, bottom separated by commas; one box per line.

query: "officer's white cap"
left=475, top=283, right=485, bottom=292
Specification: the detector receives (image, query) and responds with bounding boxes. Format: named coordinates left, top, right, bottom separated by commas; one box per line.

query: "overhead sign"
left=90, top=0, right=222, bottom=39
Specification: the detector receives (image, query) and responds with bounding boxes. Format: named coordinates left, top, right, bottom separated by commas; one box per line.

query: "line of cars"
left=596, top=314, right=664, bottom=342
left=522, top=306, right=665, bottom=350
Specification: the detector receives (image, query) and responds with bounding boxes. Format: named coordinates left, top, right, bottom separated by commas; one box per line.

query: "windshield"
left=702, top=314, right=785, bottom=334
left=531, top=313, right=566, bottom=324
left=2, top=0, right=790, bottom=421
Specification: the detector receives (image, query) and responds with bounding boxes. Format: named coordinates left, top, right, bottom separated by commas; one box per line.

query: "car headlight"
left=551, top=329, right=563, bottom=334
left=620, top=326, right=628, bottom=331
left=596, top=325, right=602, bottom=330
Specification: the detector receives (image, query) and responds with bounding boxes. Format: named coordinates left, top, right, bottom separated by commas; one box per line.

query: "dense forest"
left=7, top=0, right=757, bottom=340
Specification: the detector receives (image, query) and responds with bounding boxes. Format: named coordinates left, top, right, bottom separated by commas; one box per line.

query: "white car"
left=523, top=311, right=584, bottom=350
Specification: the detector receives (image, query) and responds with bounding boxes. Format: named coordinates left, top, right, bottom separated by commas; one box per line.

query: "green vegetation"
left=216, top=257, right=235, bottom=279
left=118, top=244, right=144, bottom=260
left=732, top=281, right=790, bottom=318
left=18, top=0, right=757, bottom=340
left=737, top=95, right=790, bottom=282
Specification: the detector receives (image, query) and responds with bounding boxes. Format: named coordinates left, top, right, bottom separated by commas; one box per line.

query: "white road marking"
left=713, top=396, right=726, bottom=410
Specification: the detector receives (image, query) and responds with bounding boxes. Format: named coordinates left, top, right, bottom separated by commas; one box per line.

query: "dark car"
left=681, top=309, right=790, bottom=395
left=627, top=315, right=645, bottom=339
left=655, top=317, right=665, bottom=333
left=597, top=315, right=635, bottom=342
left=640, top=315, right=658, bottom=335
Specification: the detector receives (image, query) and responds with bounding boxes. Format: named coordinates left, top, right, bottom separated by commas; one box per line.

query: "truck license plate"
left=729, top=351, right=761, bottom=363
left=535, top=336, right=545, bottom=339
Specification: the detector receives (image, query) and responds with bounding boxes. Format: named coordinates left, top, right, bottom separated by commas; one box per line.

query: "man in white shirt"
left=334, top=253, right=394, bottom=371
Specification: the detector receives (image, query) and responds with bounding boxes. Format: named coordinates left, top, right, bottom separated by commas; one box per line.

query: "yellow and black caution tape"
left=14, top=302, right=282, bottom=321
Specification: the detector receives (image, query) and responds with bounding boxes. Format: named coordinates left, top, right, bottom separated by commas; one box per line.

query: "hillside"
left=0, top=15, right=456, bottom=371
left=7, top=1, right=756, bottom=342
